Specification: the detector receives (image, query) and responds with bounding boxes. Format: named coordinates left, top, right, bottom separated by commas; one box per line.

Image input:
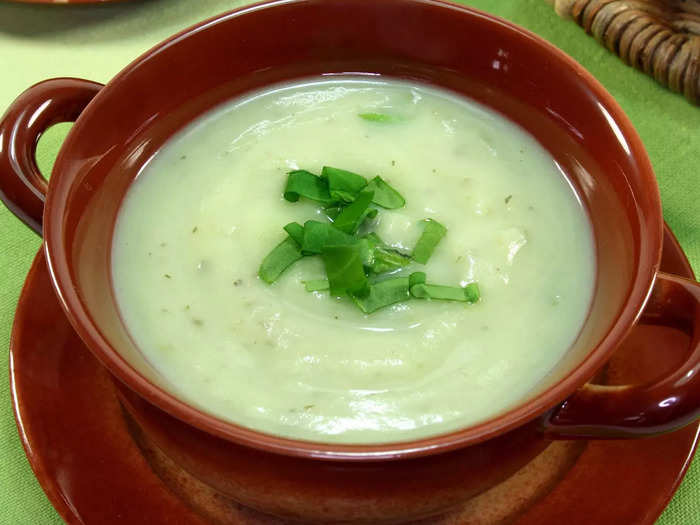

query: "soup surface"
left=112, top=78, right=595, bottom=444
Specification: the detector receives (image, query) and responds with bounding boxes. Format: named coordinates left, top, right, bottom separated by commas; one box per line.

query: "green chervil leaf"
left=410, top=282, right=480, bottom=303
left=258, top=236, right=303, bottom=284
left=351, top=277, right=410, bottom=313
left=365, top=176, right=405, bottom=209
left=321, top=244, right=368, bottom=297
left=284, top=170, right=333, bottom=204
left=412, top=218, right=447, bottom=264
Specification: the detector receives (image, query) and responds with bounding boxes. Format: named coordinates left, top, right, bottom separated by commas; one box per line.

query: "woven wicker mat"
left=548, top=0, right=700, bottom=104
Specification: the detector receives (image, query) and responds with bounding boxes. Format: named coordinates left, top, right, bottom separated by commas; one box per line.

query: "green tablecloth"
left=0, top=0, right=697, bottom=523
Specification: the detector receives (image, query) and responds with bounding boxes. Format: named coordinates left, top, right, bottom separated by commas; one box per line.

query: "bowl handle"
left=0, top=78, right=103, bottom=236
left=542, top=272, right=700, bottom=439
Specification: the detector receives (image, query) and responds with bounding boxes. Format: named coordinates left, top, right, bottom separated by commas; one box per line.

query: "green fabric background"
left=0, top=0, right=697, bottom=523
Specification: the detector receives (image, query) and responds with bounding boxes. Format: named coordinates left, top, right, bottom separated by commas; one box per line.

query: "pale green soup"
left=112, top=78, right=595, bottom=444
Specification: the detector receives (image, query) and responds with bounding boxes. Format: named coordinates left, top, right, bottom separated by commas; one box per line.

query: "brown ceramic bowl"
left=1, top=0, right=699, bottom=522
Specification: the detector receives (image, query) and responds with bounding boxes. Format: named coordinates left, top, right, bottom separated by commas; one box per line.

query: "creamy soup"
left=112, top=78, right=595, bottom=444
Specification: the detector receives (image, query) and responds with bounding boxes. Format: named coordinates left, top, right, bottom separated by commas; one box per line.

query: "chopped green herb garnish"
left=303, top=279, right=330, bottom=292
left=361, top=231, right=383, bottom=245
left=321, top=166, right=368, bottom=203
left=284, top=170, right=333, bottom=204
left=412, top=219, right=447, bottom=264
left=358, top=232, right=381, bottom=260
left=259, top=165, right=480, bottom=313
left=358, top=112, right=401, bottom=123
left=351, top=277, right=410, bottom=313
left=321, top=244, right=368, bottom=297
left=301, top=220, right=355, bottom=254
left=369, top=246, right=411, bottom=274
left=410, top=282, right=480, bottom=303
left=464, top=282, right=481, bottom=303
left=357, top=237, right=375, bottom=267
left=258, top=236, right=303, bottom=284
left=356, top=232, right=410, bottom=274
left=283, top=222, right=305, bottom=246
left=332, top=190, right=375, bottom=234
left=365, top=176, right=406, bottom=209
left=324, top=206, right=343, bottom=221
left=409, top=271, right=427, bottom=287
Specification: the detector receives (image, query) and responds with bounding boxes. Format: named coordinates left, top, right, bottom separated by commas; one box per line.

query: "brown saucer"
left=10, top=224, right=698, bottom=525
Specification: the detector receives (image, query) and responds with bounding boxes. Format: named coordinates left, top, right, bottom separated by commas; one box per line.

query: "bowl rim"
left=43, top=0, right=663, bottom=461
